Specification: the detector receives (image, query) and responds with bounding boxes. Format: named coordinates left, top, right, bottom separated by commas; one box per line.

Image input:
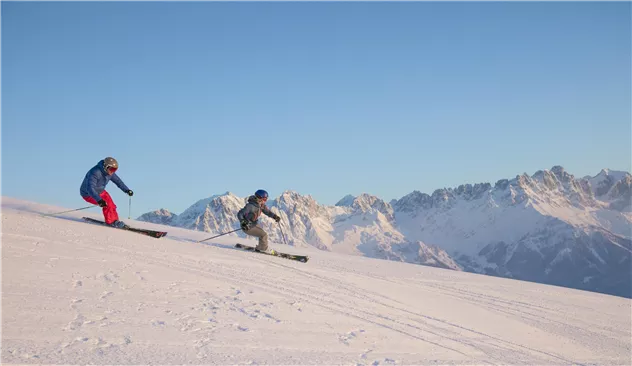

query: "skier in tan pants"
left=237, top=189, right=281, bottom=253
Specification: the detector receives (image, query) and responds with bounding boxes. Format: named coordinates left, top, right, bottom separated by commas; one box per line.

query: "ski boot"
left=111, top=220, right=129, bottom=229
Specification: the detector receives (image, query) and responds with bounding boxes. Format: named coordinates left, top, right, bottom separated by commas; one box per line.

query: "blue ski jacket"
left=80, top=160, right=130, bottom=202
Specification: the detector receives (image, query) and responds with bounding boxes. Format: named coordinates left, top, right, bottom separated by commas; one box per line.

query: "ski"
left=82, top=217, right=167, bottom=239
left=235, top=243, right=309, bottom=263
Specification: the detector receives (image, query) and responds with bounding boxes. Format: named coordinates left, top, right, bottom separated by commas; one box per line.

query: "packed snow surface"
left=2, top=197, right=631, bottom=365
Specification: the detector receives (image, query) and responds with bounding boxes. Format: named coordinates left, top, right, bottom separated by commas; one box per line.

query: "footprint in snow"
left=372, top=358, right=397, bottom=366
left=264, top=313, right=281, bottom=323
left=96, top=272, right=119, bottom=283
left=289, top=301, right=303, bottom=312
left=93, top=337, right=109, bottom=347
left=99, top=316, right=110, bottom=327
left=338, top=329, right=365, bottom=345
left=69, top=298, right=83, bottom=309
left=63, top=314, right=86, bottom=331
left=232, top=323, right=249, bottom=332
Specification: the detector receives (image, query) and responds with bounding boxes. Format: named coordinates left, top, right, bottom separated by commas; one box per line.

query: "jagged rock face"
left=392, top=191, right=434, bottom=212
left=393, top=184, right=493, bottom=214
left=269, top=191, right=339, bottom=251
left=603, top=174, right=632, bottom=212
left=336, top=194, right=395, bottom=222
left=138, top=166, right=632, bottom=298
left=589, top=169, right=630, bottom=197
left=169, top=193, right=245, bottom=235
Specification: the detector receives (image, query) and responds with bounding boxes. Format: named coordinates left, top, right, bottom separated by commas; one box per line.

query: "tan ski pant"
left=244, top=226, right=268, bottom=251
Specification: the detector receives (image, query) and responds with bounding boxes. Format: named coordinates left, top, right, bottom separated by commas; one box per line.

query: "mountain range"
left=138, top=166, right=632, bottom=298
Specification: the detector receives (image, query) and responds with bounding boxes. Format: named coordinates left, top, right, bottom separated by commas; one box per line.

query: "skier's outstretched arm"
left=262, top=206, right=280, bottom=222
left=111, top=173, right=131, bottom=193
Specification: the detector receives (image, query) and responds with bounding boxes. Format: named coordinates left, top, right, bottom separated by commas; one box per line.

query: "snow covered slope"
left=2, top=197, right=631, bottom=365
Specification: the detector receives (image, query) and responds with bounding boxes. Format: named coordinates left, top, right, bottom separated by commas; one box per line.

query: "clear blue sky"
left=2, top=2, right=630, bottom=216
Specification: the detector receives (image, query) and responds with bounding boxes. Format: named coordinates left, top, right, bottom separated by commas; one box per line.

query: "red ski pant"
left=82, top=190, right=119, bottom=224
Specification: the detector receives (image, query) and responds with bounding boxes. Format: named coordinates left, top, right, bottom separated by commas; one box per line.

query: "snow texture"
left=2, top=197, right=631, bottom=365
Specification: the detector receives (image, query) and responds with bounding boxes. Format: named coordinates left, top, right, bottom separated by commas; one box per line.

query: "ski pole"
left=42, top=205, right=95, bottom=217
left=128, top=197, right=132, bottom=219
left=278, top=222, right=288, bottom=245
left=197, top=228, right=242, bottom=243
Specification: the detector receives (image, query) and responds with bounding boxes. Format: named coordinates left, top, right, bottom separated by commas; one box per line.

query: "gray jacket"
left=237, top=195, right=278, bottom=224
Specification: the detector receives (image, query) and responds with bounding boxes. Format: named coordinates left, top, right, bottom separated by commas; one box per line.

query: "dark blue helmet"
left=255, top=189, right=269, bottom=200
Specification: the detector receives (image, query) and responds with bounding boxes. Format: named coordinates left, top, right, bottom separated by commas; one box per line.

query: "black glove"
left=240, top=220, right=251, bottom=231
left=273, top=214, right=281, bottom=223
left=97, top=199, right=107, bottom=208
left=127, top=190, right=134, bottom=197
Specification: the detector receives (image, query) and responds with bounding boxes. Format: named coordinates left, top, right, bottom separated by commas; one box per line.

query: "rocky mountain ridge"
left=138, top=166, right=632, bottom=297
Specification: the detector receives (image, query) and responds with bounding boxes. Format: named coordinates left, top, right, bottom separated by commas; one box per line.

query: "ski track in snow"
left=2, top=197, right=631, bottom=365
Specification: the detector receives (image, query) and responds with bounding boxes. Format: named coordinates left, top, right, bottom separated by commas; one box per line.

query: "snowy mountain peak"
left=597, top=168, right=629, bottom=180
left=273, top=190, right=326, bottom=215
left=136, top=208, right=178, bottom=225
left=494, top=179, right=510, bottom=190
left=587, top=168, right=631, bottom=199
left=141, top=208, right=175, bottom=217
left=335, top=194, right=357, bottom=207
left=342, top=193, right=395, bottom=221
left=171, top=192, right=244, bottom=233
left=392, top=191, right=433, bottom=212
left=604, top=174, right=632, bottom=211
left=394, top=183, right=492, bottom=213
left=454, top=183, right=492, bottom=200
left=551, top=165, right=568, bottom=178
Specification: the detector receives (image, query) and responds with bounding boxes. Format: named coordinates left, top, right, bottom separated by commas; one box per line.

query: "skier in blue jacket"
left=80, top=157, right=133, bottom=228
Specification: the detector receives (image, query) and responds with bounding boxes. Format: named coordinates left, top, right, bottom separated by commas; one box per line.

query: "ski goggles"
left=106, top=166, right=118, bottom=174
